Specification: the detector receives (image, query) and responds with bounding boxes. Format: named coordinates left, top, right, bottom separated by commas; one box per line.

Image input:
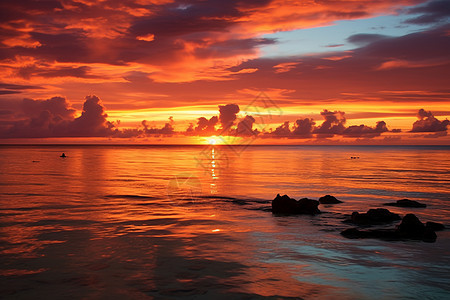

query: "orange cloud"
left=273, top=62, right=300, bottom=73
left=376, top=59, right=448, bottom=70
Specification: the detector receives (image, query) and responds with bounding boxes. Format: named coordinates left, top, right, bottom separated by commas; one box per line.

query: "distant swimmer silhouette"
left=60, top=153, right=67, bottom=158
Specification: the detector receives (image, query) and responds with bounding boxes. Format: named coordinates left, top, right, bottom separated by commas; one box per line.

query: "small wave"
left=2, top=192, right=46, bottom=197
left=104, top=194, right=159, bottom=200
left=0, top=204, right=79, bottom=211
left=25, top=219, right=98, bottom=227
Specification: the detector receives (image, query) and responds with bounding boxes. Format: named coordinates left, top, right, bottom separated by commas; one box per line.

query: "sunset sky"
left=0, top=0, right=449, bottom=144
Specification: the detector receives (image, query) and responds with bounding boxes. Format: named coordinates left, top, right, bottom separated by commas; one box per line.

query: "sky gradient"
left=0, top=0, right=449, bottom=144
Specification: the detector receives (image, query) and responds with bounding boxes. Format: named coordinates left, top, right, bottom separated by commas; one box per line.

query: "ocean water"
left=0, top=145, right=449, bottom=299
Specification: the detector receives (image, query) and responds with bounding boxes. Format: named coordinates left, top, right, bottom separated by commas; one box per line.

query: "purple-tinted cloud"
left=17, top=65, right=101, bottom=80
left=0, top=94, right=180, bottom=138
left=142, top=120, right=174, bottom=136
left=405, top=0, right=450, bottom=24
left=0, top=96, right=74, bottom=138
left=411, top=108, right=449, bottom=132
left=262, top=113, right=394, bottom=139
left=235, top=115, right=258, bottom=136
left=189, top=116, right=219, bottom=135
left=268, top=121, right=291, bottom=137
left=313, top=110, right=346, bottom=137
left=292, top=118, right=315, bottom=138
left=69, top=95, right=115, bottom=137
left=343, top=121, right=388, bottom=138
left=347, top=34, right=389, bottom=45
left=219, top=103, right=240, bottom=129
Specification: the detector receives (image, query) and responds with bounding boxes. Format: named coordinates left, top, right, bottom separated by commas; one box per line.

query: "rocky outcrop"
left=319, top=195, right=343, bottom=204
left=272, top=194, right=320, bottom=215
left=341, top=214, right=440, bottom=243
left=346, top=208, right=401, bottom=225
left=396, top=214, right=436, bottom=242
left=383, top=199, right=426, bottom=208
left=426, top=221, right=445, bottom=231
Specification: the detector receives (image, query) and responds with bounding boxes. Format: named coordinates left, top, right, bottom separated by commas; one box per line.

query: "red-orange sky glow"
left=0, top=0, right=449, bottom=144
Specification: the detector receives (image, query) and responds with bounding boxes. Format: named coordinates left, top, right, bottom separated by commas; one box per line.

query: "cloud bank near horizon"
left=1, top=95, right=447, bottom=141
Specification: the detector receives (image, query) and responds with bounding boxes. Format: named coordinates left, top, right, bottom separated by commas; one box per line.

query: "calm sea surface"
left=1, top=145, right=449, bottom=299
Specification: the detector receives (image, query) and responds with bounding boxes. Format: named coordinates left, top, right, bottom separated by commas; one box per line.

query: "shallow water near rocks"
left=1, top=145, right=449, bottom=299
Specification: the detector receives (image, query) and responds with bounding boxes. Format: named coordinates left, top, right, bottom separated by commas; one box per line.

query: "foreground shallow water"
left=1, top=145, right=449, bottom=299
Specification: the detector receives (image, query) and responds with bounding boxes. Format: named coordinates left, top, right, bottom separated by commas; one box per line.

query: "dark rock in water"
left=396, top=213, right=424, bottom=234
left=341, top=213, right=438, bottom=243
left=383, top=199, right=426, bottom=208
left=426, top=221, right=445, bottom=231
left=272, top=194, right=298, bottom=214
left=297, top=198, right=321, bottom=215
left=396, top=214, right=436, bottom=242
left=319, top=195, right=343, bottom=204
left=272, top=194, right=320, bottom=215
left=348, top=208, right=401, bottom=225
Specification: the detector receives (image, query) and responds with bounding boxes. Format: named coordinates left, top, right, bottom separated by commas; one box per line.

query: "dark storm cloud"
left=411, top=108, right=449, bottom=132
left=405, top=0, right=450, bottom=24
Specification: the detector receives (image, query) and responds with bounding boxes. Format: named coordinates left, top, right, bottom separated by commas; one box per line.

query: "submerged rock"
left=341, top=214, right=438, bottom=243
left=319, top=195, right=343, bottom=204
left=347, top=208, right=401, bottom=225
left=383, top=199, right=426, bottom=208
left=272, top=194, right=320, bottom=215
